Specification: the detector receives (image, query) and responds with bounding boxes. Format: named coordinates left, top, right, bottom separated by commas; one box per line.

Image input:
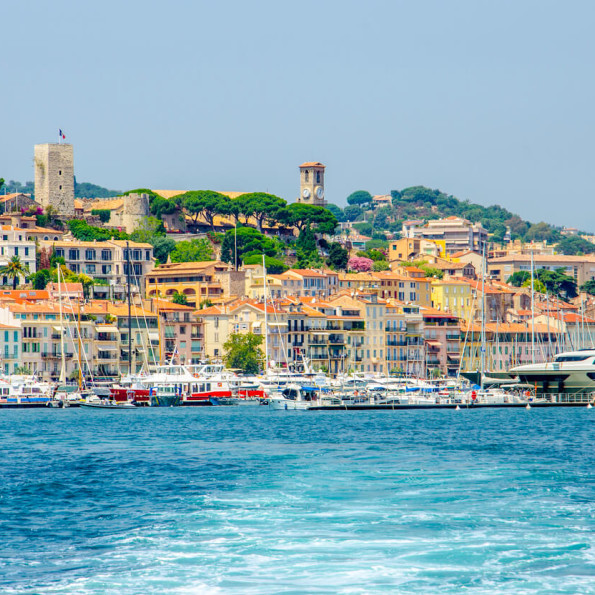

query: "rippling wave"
left=0, top=408, right=593, bottom=593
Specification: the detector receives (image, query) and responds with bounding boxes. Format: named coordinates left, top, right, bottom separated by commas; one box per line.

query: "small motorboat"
left=80, top=396, right=138, bottom=409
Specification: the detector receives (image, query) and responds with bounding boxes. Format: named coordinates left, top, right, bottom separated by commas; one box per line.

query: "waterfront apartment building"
left=40, top=239, right=155, bottom=298
left=431, top=279, right=474, bottom=321
left=488, top=254, right=595, bottom=287
left=145, top=261, right=244, bottom=307
left=0, top=323, right=20, bottom=375
left=422, top=308, right=460, bottom=377
left=402, top=216, right=488, bottom=255
left=7, top=301, right=95, bottom=381
left=460, top=321, right=560, bottom=373
left=154, top=300, right=203, bottom=364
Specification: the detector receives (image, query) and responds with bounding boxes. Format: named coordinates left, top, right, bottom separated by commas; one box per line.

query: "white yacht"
left=268, top=384, right=341, bottom=410
left=509, top=349, right=595, bottom=394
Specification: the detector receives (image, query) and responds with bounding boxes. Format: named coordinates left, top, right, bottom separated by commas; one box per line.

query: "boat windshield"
left=553, top=355, right=594, bottom=362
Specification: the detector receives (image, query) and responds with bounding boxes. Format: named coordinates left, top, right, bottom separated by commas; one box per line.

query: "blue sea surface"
left=0, top=407, right=593, bottom=594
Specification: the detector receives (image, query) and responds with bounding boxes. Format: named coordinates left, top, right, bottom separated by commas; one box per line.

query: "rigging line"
left=60, top=287, right=94, bottom=386
left=129, top=265, right=158, bottom=369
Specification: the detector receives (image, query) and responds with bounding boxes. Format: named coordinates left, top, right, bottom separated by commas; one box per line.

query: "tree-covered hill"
left=2, top=179, right=120, bottom=199
left=329, top=186, right=595, bottom=255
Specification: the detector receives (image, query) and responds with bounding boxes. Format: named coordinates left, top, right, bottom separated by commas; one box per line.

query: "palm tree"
left=0, top=255, right=30, bottom=289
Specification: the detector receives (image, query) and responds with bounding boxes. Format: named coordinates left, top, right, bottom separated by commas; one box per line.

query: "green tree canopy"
left=325, top=203, right=344, bottom=222
left=169, top=238, right=214, bottom=263
left=347, top=190, right=373, bottom=206
left=130, top=216, right=166, bottom=244
left=0, top=256, right=30, bottom=289
left=220, top=226, right=280, bottom=265
left=179, top=190, right=230, bottom=230
left=223, top=332, right=263, bottom=374
left=68, top=220, right=129, bottom=241
left=152, top=236, right=176, bottom=263
left=580, top=280, right=595, bottom=295
left=343, top=205, right=364, bottom=222
left=556, top=235, right=595, bottom=255
left=243, top=254, right=288, bottom=274
left=525, top=222, right=561, bottom=243
left=172, top=291, right=188, bottom=305
left=327, top=242, right=349, bottom=270
left=235, top=192, right=287, bottom=231
left=507, top=271, right=531, bottom=286
left=278, top=203, right=338, bottom=234
left=536, top=268, right=578, bottom=300
left=30, top=269, right=51, bottom=290
left=75, top=181, right=120, bottom=198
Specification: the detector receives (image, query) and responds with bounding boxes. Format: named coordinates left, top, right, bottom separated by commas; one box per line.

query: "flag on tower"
left=59, top=129, right=66, bottom=140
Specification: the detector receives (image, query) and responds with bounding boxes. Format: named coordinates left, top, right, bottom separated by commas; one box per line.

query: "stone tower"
left=122, top=193, right=151, bottom=233
left=297, top=161, right=326, bottom=206
left=34, top=143, right=75, bottom=217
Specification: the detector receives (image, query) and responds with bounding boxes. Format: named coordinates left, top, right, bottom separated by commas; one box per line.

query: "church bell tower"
left=297, top=162, right=326, bottom=206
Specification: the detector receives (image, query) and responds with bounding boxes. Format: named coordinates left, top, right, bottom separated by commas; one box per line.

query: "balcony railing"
left=41, top=352, right=74, bottom=359
left=329, top=335, right=344, bottom=344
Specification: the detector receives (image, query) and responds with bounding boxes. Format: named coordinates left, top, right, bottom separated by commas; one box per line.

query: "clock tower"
left=297, top=161, right=326, bottom=206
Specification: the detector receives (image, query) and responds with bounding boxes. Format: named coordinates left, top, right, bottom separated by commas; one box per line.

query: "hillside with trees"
left=327, top=186, right=595, bottom=256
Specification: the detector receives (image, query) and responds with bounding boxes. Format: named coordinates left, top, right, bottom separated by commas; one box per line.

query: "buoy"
left=587, top=403, right=592, bottom=409
left=526, top=404, right=531, bottom=410
left=455, top=405, right=460, bottom=410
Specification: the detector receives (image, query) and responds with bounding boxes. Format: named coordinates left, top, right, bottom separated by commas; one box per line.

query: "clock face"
left=315, top=186, right=324, bottom=199
left=302, top=188, right=311, bottom=199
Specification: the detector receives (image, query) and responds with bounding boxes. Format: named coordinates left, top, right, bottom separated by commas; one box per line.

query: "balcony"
left=446, top=333, right=460, bottom=340
left=309, top=338, right=326, bottom=345
left=386, top=339, right=407, bottom=346
left=310, top=353, right=329, bottom=360
left=329, top=334, right=344, bottom=344
left=41, top=352, right=73, bottom=359
left=344, top=322, right=365, bottom=331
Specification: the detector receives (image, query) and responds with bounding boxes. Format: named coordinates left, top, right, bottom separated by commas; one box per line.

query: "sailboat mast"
left=530, top=249, right=535, bottom=364
left=77, top=301, right=83, bottom=389
left=263, top=254, right=269, bottom=373
left=58, top=266, right=66, bottom=383
left=480, top=243, right=486, bottom=389
left=126, top=241, right=133, bottom=376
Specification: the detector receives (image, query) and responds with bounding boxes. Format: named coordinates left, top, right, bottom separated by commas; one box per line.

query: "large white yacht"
left=509, top=349, right=595, bottom=394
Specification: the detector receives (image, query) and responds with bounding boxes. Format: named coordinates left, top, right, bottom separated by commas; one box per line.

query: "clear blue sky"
left=2, top=0, right=595, bottom=231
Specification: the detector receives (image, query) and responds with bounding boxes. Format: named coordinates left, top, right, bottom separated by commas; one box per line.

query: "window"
left=101, top=250, right=112, bottom=261
left=316, top=171, right=321, bottom=184
left=86, top=249, right=96, bottom=260
left=25, top=247, right=29, bottom=256
left=68, top=249, right=79, bottom=260
left=59, top=170, right=62, bottom=175
left=304, top=170, right=309, bottom=182
left=59, top=185, right=62, bottom=190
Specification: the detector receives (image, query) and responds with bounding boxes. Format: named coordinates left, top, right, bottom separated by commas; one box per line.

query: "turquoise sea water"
left=0, top=407, right=593, bottom=594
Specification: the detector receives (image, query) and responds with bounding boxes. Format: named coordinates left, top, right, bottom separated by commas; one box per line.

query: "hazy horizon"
left=2, top=0, right=595, bottom=231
